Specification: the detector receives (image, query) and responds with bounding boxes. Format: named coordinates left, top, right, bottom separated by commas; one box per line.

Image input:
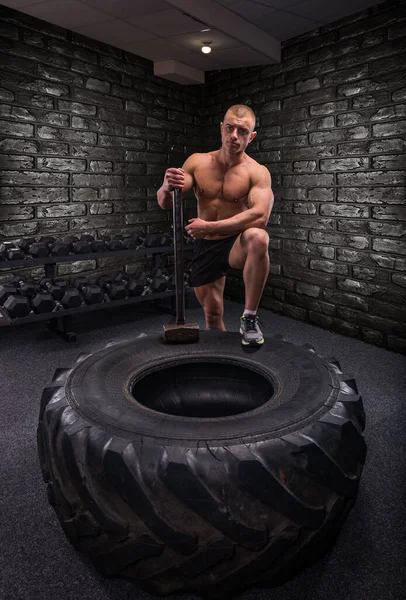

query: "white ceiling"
left=1, top=0, right=381, bottom=78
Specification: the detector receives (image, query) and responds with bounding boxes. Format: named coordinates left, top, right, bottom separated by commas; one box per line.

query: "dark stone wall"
left=204, top=0, right=406, bottom=353
left=0, top=5, right=202, bottom=279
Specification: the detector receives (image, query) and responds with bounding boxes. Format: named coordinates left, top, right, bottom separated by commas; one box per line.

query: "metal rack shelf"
left=0, top=290, right=177, bottom=327
left=0, top=245, right=174, bottom=270
left=0, top=243, right=195, bottom=341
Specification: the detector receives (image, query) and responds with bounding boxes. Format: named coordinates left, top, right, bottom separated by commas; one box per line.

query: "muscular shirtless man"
left=157, top=104, right=274, bottom=346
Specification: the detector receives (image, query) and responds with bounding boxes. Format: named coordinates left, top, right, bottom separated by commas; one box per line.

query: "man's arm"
left=157, top=155, right=196, bottom=209
left=208, top=166, right=273, bottom=235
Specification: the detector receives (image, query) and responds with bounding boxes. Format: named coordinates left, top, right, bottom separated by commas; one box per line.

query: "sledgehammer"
left=163, top=187, right=199, bottom=343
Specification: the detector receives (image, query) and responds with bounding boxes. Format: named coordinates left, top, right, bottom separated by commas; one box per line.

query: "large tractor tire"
left=37, top=331, right=366, bottom=598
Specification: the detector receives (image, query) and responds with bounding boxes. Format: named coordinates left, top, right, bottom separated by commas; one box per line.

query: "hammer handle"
left=173, top=187, right=185, bottom=325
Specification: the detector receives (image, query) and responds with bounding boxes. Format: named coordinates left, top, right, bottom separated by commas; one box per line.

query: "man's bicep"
left=249, top=169, right=274, bottom=219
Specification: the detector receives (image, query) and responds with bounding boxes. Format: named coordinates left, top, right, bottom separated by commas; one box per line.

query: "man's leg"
left=228, top=228, right=270, bottom=344
left=228, top=227, right=270, bottom=309
left=193, top=277, right=227, bottom=330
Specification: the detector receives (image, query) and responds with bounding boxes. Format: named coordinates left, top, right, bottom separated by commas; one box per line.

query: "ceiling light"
left=201, top=28, right=211, bottom=32
left=201, top=42, right=212, bottom=54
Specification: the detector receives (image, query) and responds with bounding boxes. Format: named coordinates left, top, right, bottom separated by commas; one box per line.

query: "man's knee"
left=241, top=227, right=269, bottom=253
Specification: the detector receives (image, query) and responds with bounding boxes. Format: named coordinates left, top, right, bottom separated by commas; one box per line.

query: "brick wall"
left=0, top=5, right=202, bottom=279
left=204, top=0, right=406, bottom=353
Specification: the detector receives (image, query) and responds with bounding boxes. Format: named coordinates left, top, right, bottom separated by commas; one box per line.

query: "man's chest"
left=193, top=165, right=251, bottom=204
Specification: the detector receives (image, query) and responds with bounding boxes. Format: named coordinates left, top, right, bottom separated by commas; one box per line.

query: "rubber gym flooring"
left=1, top=299, right=405, bottom=600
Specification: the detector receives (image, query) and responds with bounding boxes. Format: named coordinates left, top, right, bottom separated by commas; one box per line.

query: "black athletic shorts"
left=189, top=234, right=239, bottom=288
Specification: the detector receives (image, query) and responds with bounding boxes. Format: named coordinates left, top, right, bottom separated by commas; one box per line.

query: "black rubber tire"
left=37, top=331, right=367, bottom=597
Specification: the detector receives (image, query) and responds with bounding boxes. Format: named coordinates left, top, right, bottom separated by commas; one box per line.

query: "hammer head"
left=163, top=322, right=199, bottom=343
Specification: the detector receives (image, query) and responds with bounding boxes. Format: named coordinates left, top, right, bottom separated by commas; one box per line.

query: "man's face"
left=220, top=112, right=257, bottom=154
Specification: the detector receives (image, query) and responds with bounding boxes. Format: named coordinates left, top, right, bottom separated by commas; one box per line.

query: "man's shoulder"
left=185, top=151, right=215, bottom=167
left=246, top=155, right=270, bottom=174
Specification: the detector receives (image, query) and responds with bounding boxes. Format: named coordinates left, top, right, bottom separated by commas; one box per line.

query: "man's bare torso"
left=191, top=150, right=260, bottom=240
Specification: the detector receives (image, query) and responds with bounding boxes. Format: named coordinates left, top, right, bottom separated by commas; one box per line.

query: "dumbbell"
left=63, top=236, right=79, bottom=252
left=121, top=237, right=140, bottom=250
left=17, top=238, right=49, bottom=258
left=40, top=278, right=67, bottom=302
left=144, top=269, right=168, bottom=293
left=1, top=291, right=31, bottom=318
left=42, top=278, right=81, bottom=307
left=0, top=284, right=17, bottom=305
left=144, top=233, right=173, bottom=248
left=13, top=276, right=56, bottom=313
left=39, top=236, right=56, bottom=247
left=16, top=237, right=36, bottom=254
left=156, top=233, right=173, bottom=247
left=61, top=235, right=90, bottom=254
left=0, top=284, right=31, bottom=318
left=114, top=272, right=145, bottom=297
left=72, top=276, right=104, bottom=305
left=132, top=233, right=145, bottom=246
left=98, top=275, right=127, bottom=300
left=38, top=236, right=71, bottom=257
left=160, top=233, right=173, bottom=247
left=12, top=280, right=55, bottom=314
left=12, top=275, right=36, bottom=298
left=103, top=234, right=124, bottom=251
left=81, top=234, right=94, bottom=243
left=0, top=242, right=25, bottom=260
left=150, top=268, right=176, bottom=291
left=61, top=288, right=82, bottom=309
left=91, top=238, right=108, bottom=252
left=31, top=290, right=56, bottom=314
left=72, top=236, right=93, bottom=254
left=39, top=236, right=69, bottom=257
left=41, top=278, right=82, bottom=309
left=143, top=233, right=164, bottom=248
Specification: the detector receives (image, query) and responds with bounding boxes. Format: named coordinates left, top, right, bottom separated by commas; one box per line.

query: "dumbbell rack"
left=0, top=245, right=188, bottom=342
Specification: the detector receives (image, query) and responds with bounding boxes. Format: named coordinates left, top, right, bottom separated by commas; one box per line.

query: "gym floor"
left=1, top=299, right=405, bottom=600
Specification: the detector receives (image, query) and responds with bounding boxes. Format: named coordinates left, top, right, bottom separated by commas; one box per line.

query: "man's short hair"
left=224, top=104, right=256, bottom=129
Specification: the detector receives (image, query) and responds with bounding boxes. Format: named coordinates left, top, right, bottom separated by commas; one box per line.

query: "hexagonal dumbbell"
left=30, top=290, right=56, bottom=314
left=38, top=236, right=71, bottom=257
left=12, top=275, right=36, bottom=298
left=0, top=284, right=18, bottom=305
left=16, top=237, right=36, bottom=254
left=81, top=234, right=94, bottom=243
left=18, top=238, right=50, bottom=258
left=104, top=234, right=124, bottom=251
left=2, top=294, right=31, bottom=319
left=121, top=237, right=139, bottom=250
left=114, top=272, right=145, bottom=297
left=60, top=287, right=82, bottom=309
left=0, top=284, right=31, bottom=318
left=160, top=233, right=173, bottom=247
left=40, top=278, right=67, bottom=302
left=151, top=268, right=175, bottom=291
left=131, top=233, right=145, bottom=247
left=143, top=233, right=161, bottom=248
left=72, top=276, right=104, bottom=305
left=63, top=236, right=79, bottom=253
left=98, top=275, right=127, bottom=301
left=91, top=238, right=108, bottom=252
left=72, top=236, right=92, bottom=254
left=0, top=242, right=25, bottom=260
left=145, top=269, right=169, bottom=293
